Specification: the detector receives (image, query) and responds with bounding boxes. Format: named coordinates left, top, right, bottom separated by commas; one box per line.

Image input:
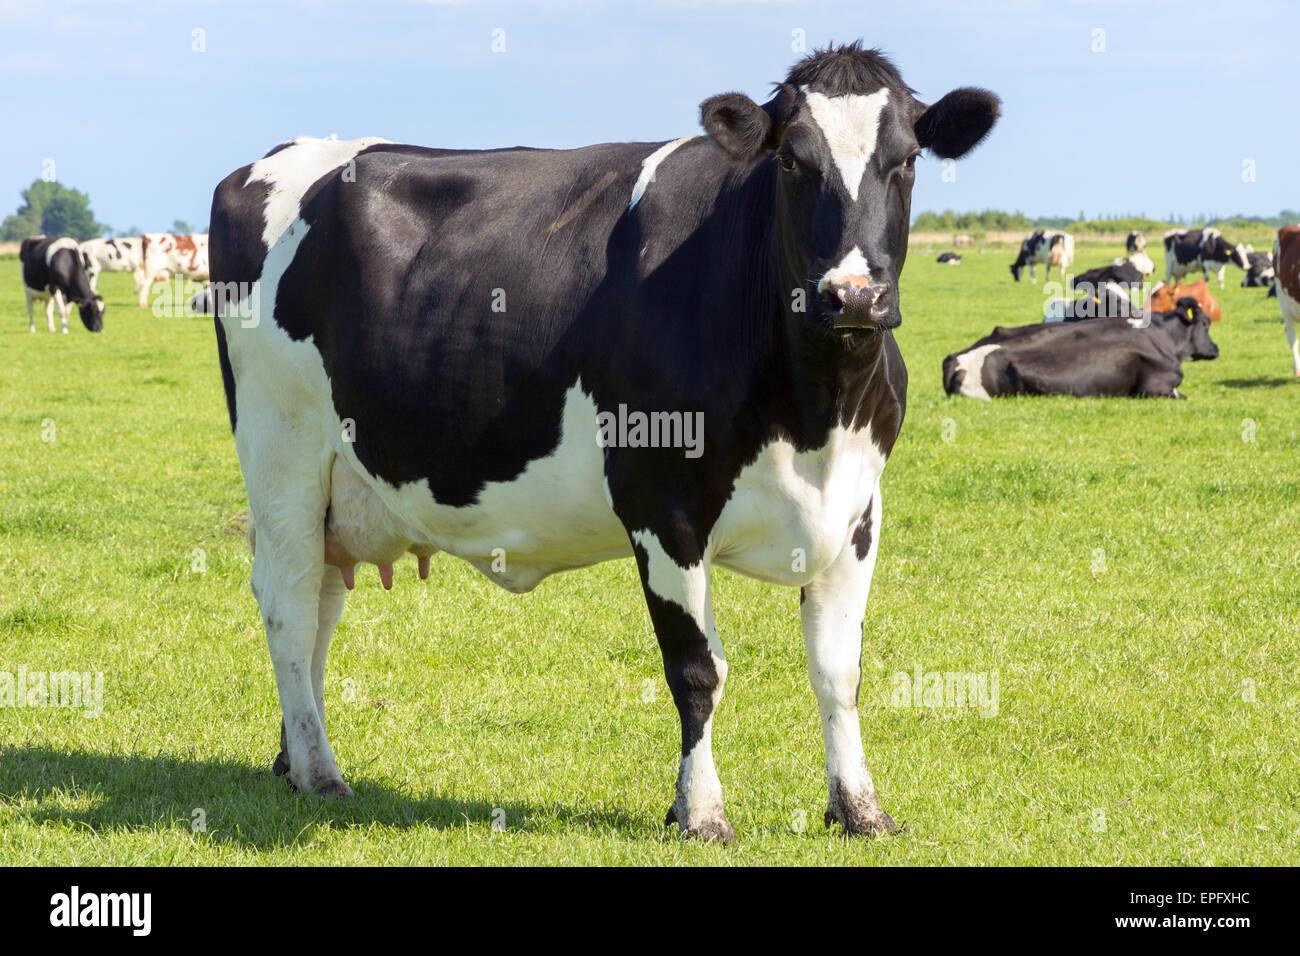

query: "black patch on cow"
left=215, top=318, right=238, bottom=432
left=851, top=500, right=874, bottom=560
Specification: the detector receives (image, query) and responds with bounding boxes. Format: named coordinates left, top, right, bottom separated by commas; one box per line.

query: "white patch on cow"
left=44, top=237, right=78, bottom=265
left=953, top=344, right=999, bottom=401
left=802, top=87, right=890, bottom=201
left=1278, top=273, right=1300, bottom=376
left=244, top=134, right=393, bottom=250
left=1128, top=251, right=1155, bottom=275
left=817, top=246, right=872, bottom=294
left=628, top=137, right=692, bottom=210
left=710, top=424, right=887, bottom=586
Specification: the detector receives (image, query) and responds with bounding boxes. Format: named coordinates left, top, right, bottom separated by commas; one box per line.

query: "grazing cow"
left=1009, top=229, right=1074, bottom=282
left=1241, top=248, right=1275, bottom=288
left=942, top=316, right=1204, bottom=400
left=79, top=237, right=144, bottom=293
left=208, top=44, right=999, bottom=841
left=19, top=236, right=105, bottom=333
left=138, top=232, right=210, bottom=307
left=1275, top=226, right=1300, bottom=376
left=937, top=251, right=961, bottom=264
left=1146, top=279, right=1221, bottom=323
left=1163, top=227, right=1248, bottom=288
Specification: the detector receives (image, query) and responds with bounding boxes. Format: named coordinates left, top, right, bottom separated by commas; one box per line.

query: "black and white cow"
left=1126, top=230, right=1145, bottom=255
left=1044, top=281, right=1143, bottom=321
left=1241, top=248, right=1275, bottom=288
left=1070, top=259, right=1148, bottom=295
left=20, top=236, right=105, bottom=333
left=942, top=316, right=1203, bottom=400
left=1050, top=293, right=1219, bottom=362
left=207, top=44, right=999, bottom=841
left=1163, top=227, right=1249, bottom=289
left=1009, top=229, right=1074, bottom=282
left=79, top=236, right=144, bottom=294
left=936, top=251, right=961, bottom=264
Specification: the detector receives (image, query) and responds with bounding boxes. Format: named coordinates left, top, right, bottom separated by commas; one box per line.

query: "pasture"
left=1, top=243, right=1296, bottom=865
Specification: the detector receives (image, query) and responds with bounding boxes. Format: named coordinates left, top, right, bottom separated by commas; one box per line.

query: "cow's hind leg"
left=241, top=424, right=350, bottom=797
left=1281, top=298, right=1300, bottom=377
left=628, top=527, right=733, bottom=843
left=802, top=490, right=896, bottom=836
left=273, top=566, right=349, bottom=780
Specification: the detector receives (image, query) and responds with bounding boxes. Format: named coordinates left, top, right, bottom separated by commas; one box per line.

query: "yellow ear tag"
left=1092, top=296, right=1100, bottom=304
left=1187, top=307, right=1194, bottom=318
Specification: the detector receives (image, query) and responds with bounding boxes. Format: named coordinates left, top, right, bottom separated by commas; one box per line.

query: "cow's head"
left=1202, top=230, right=1250, bottom=270
left=78, top=295, right=105, bottom=332
left=1170, top=296, right=1218, bottom=360
left=700, top=43, right=998, bottom=332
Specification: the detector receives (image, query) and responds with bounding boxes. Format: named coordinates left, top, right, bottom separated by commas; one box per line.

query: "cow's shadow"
left=1216, top=376, right=1295, bottom=389
left=0, top=746, right=649, bottom=851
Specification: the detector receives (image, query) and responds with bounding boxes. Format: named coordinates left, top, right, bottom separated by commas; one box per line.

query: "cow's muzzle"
left=820, top=275, right=898, bottom=330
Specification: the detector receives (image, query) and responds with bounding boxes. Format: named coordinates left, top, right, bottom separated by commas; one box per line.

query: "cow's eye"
left=904, top=154, right=918, bottom=169
left=777, top=153, right=797, bottom=173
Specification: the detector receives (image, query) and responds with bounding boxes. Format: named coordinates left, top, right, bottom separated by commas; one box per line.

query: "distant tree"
left=0, top=179, right=108, bottom=241
left=172, top=218, right=194, bottom=234
left=117, top=225, right=142, bottom=238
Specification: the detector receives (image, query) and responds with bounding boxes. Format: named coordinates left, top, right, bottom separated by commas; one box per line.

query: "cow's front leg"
left=802, top=490, right=897, bottom=837
left=629, top=528, right=733, bottom=843
left=25, top=289, right=36, bottom=333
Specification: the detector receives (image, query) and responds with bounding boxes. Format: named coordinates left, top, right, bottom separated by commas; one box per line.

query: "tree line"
left=0, top=179, right=200, bottom=242
left=912, top=208, right=1300, bottom=235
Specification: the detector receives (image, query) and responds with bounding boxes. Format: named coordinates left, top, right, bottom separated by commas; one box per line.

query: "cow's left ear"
left=914, top=88, right=1000, bottom=160
left=701, top=84, right=795, bottom=161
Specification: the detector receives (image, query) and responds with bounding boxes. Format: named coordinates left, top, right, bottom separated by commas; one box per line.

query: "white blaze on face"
left=954, top=344, right=999, bottom=401
left=817, top=246, right=872, bottom=296
left=802, top=87, right=890, bottom=201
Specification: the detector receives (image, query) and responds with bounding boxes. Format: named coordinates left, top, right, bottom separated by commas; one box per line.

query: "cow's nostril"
left=868, top=282, right=893, bottom=318
left=819, top=287, right=843, bottom=312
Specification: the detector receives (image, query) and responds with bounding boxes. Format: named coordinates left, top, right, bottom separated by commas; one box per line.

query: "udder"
left=324, top=457, right=435, bottom=589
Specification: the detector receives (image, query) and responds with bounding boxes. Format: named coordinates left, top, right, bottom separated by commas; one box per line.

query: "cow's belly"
left=331, top=383, right=630, bottom=592
left=709, top=426, right=886, bottom=585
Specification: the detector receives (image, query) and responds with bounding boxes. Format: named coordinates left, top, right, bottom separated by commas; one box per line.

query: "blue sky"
left=1, top=0, right=1295, bottom=234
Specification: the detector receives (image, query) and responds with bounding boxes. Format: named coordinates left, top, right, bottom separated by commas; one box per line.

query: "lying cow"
left=79, top=237, right=144, bottom=294
left=1010, top=229, right=1074, bottom=282
left=1044, top=281, right=1142, bottom=321
left=1146, top=279, right=1221, bottom=324
left=1276, top=226, right=1300, bottom=376
left=137, top=232, right=210, bottom=307
left=207, top=44, right=1000, bottom=840
left=1163, top=227, right=1248, bottom=289
left=20, top=236, right=105, bottom=333
left=943, top=313, right=1210, bottom=400
left=1051, top=293, right=1218, bottom=362
left=1241, top=248, right=1275, bottom=288
left=937, top=251, right=962, bottom=264
left=1071, top=258, right=1150, bottom=295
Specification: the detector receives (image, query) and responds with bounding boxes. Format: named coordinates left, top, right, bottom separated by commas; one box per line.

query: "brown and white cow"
left=1147, top=279, right=1221, bottom=324
left=79, top=237, right=145, bottom=295
left=137, top=233, right=209, bottom=307
left=1275, top=226, right=1300, bottom=376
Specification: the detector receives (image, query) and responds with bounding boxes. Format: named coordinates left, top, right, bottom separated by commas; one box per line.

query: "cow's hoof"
left=310, top=778, right=354, bottom=799
left=272, top=750, right=291, bottom=777
left=824, top=786, right=899, bottom=838
left=665, top=806, right=736, bottom=844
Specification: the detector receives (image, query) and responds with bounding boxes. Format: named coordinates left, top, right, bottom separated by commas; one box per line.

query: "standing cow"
left=138, top=232, right=210, bottom=307
left=79, top=236, right=144, bottom=294
left=1275, top=226, right=1300, bottom=376
left=1010, top=229, right=1074, bottom=282
left=20, top=236, right=105, bottom=333
left=209, top=43, right=999, bottom=840
left=1163, top=227, right=1249, bottom=289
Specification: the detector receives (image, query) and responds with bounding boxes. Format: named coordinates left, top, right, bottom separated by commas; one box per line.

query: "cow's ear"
left=701, top=84, right=794, bottom=161
left=914, top=88, right=1000, bottom=160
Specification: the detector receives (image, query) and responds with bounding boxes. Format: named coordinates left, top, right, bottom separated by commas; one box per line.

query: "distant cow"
left=942, top=313, right=1210, bottom=400
left=1275, top=226, right=1300, bottom=376
left=20, top=237, right=105, bottom=333
left=138, top=233, right=210, bottom=307
left=1044, top=281, right=1142, bottom=321
left=1241, top=249, right=1275, bottom=288
left=953, top=234, right=973, bottom=248
left=1146, top=279, right=1221, bottom=324
left=1010, top=229, right=1073, bottom=282
left=1163, top=227, right=1248, bottom=288
left=1127, top=231, right=1146, bottom=254
left=937, top=251, right=962, bottom=264
left=1071, top=259, right=1148, bottom=294
left=79, top=237, right=144, bottom=293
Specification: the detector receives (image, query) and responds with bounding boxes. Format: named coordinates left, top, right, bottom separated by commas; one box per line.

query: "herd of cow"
left=11, top=43, right=1300, bottom=842
left=943, top=225, right=1300, bottom=399
left=18, top=231, right=209, bottom=333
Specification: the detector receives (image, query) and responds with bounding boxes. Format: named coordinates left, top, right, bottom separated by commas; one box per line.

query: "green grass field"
left=1, top=246, right=1296, bottom=865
